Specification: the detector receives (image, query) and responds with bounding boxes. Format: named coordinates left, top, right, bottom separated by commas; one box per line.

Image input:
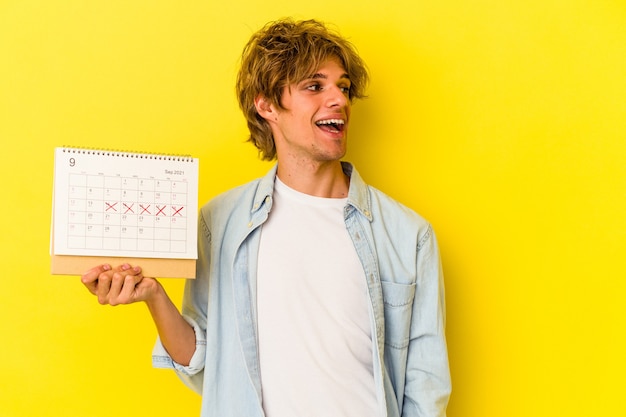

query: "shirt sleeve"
left=402, top=225, right=452, bottom=416
left=151, top=314, right=207, bottom=394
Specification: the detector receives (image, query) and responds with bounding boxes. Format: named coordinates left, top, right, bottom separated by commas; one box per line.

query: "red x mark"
left=172, top=206, right=184, bottom=216
left=123, top=203, right=134, bottom=214
left=140, top=204, right=151, bottom=215
left=156, top=205, right=167, bottom=216
left=105, top=202, right=117, bottom=212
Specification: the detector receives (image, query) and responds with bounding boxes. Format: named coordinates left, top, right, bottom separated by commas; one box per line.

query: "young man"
left=81, top=19, right=451, bottom=417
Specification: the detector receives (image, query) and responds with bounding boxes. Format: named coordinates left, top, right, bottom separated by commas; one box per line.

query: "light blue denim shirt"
left=153, top=162, right=451, bottom=416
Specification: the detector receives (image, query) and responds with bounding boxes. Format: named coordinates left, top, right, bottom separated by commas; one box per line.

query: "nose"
left=326, top=85, right=349, bottom=108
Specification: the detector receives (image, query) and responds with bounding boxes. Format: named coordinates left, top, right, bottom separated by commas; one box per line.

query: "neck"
left=276, top=160, right=349, bottom=198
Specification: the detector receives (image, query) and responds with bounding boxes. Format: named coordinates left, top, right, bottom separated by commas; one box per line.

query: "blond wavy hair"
left=236, top=19, right=369, bottom=160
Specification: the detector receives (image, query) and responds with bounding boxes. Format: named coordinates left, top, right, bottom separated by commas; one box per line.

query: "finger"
left=114, top=263, right=133, bottom=273
left=109, top=265, right=143, bottom=305
left=81, top=264, right=111, bottom=295
left=116, top=272, right=145, bottom=304
left=113, top=263, right=143, bottom=276
left=95, top=269, right=114, bottom=305
left=107, top=271, right=126, bottom=305
left=106, top=264, right=133, bottom=304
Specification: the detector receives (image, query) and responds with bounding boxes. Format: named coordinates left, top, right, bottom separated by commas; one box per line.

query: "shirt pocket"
left=381, top=281, right=416, bottom=349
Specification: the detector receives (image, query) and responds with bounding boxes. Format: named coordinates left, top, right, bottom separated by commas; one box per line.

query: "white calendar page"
left=51, top=147, right=198, bottom=260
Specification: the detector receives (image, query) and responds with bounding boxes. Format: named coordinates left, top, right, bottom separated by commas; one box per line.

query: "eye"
left=337, top=85, right=352, bottom=99
left=305, top=83, right=322, bottom=91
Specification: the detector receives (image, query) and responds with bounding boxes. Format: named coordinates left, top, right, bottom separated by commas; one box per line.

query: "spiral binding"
left=60, top=146, right=195, bottom=162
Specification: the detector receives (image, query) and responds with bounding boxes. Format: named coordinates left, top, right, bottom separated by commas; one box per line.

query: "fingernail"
left=103, top=264, right=111, bottom=271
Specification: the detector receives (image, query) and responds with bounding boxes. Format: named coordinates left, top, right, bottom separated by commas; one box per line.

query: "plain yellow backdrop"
left=1, top=0, right=624, bottom=416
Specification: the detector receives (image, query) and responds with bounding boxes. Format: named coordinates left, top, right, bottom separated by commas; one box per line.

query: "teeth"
left=316, top=119, right=345, bottom=125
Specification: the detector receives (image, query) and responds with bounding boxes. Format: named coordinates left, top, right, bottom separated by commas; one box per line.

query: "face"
left=260, top=58, right=352, bottom=165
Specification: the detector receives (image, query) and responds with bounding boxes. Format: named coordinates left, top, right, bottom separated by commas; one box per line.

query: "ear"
left=254, top=95, right=278, bottom=122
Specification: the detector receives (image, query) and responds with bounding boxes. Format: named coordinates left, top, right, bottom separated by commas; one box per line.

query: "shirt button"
left=247, top=221, right=253, bottom=228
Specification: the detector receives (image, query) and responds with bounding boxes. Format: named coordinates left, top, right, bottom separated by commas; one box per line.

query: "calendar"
left=50, top=147, right=199, bottom=277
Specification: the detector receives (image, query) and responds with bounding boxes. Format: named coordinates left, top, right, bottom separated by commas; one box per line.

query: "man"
left=82, top=18, right=451, bottom=416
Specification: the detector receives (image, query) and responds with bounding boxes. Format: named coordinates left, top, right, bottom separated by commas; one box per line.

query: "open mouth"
left=315, top=118, right=345, bottom=133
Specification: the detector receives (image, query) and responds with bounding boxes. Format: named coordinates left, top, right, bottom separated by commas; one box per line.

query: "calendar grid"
left=66, top=174, right=189, bottom=253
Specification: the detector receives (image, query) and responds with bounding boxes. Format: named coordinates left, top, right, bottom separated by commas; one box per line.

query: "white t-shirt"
left=257, top=177, right=378, bottom=417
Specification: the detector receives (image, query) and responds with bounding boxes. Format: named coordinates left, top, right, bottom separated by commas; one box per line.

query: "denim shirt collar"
left=251, top=161, right=373, bottom=222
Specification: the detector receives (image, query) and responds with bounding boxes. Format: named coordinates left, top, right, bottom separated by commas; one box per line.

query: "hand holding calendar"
left=80, top=263, right=161, bottom=306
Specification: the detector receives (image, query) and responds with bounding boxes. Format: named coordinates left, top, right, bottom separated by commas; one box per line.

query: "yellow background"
left=1, top=0, right=624, bottom=416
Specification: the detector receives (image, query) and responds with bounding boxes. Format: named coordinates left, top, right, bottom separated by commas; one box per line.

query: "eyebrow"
left=309, top=72, right=351, bottom=81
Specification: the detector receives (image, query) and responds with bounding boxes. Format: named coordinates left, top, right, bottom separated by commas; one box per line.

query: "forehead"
left=304, top=58, right=350, bottom=81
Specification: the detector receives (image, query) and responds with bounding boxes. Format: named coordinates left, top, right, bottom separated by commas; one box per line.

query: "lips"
left=315, top=118, right=345, bottom=133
